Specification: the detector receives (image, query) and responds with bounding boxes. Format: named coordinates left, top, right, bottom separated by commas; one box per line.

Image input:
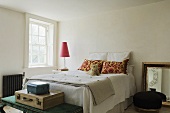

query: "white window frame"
left=29, top=20, right=50, bottom=67
left=25, top=13, right=57, bottom=68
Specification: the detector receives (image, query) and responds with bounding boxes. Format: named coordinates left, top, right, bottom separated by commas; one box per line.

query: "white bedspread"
left=26, top=70, right=136, bottom=113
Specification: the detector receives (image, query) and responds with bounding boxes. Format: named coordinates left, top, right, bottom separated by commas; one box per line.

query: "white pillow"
left=107, top=52, right=130, bottom=62
left=88, top=52, right=107, bottom=60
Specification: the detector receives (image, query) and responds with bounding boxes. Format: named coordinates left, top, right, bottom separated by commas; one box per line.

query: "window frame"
left=29, top=21, right=48, bottom=66
left=25, top=13, right=57, bottom=68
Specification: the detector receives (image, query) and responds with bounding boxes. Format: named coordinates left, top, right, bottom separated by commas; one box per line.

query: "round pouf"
left=133, top=91, right=162, bottom=110
left=155, top=92, right=166, bottom=102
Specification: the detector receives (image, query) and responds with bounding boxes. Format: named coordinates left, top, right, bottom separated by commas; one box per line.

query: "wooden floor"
left=3, top=104, right=170, bottom=113
left=124, top=105, right=170, bottom=113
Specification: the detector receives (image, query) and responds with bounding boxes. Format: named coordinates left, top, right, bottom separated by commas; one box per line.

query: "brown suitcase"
left=15, top=89, right=64, bottom=110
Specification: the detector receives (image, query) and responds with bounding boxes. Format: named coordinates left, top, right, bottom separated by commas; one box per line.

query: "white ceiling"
left=0, top=0, right=164, bottom=21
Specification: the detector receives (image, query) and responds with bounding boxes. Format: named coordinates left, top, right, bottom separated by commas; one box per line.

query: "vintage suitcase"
left=15, top=89, right=64, bottom=110
left=27, top=82, right=49, bottom=95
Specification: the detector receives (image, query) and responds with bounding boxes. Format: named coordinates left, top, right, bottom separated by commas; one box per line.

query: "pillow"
left=88, top=52, right=107, bottom=60
left=107, top=52, right=130, bottom=62
left=101, top=59, right=129, bottom=74
left=87, top=63, right=100, bottom=76
left=78, top=59, right=103, bottom=72
left=78, top=59, right=91, bottom=71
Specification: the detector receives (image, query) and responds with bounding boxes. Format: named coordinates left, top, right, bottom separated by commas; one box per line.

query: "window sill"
left=25, top=65, right=54, bottom=69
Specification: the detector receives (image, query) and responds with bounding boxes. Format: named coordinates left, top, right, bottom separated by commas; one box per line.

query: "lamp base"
left=60, top=68, right=69, bottom=71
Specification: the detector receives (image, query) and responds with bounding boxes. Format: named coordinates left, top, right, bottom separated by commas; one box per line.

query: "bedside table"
left=52, top=70, right=62, bottom=74
left=52, top=69, right=69, bottom=74
left=60, top=68, right=69, bottom=71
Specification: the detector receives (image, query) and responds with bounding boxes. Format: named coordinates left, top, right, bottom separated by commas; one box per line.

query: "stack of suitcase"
left=15, top=82, right=64, bottom=110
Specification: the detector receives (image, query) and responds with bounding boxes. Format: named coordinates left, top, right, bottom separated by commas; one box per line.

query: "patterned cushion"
left=78, top=59, right=91, bottom=71
left=78, top=59, right=103, bottom=72
left=101, top=59, right=129, bottom=74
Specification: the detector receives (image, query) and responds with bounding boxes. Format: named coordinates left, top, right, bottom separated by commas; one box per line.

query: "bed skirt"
left=106, top=96, right=133, bottom=113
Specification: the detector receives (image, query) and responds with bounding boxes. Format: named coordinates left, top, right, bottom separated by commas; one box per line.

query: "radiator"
left=3, top=72, right=25, bottom=97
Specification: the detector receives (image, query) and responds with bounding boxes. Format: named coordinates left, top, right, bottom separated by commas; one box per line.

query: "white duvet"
left=26, top=70, right=136, bottom=113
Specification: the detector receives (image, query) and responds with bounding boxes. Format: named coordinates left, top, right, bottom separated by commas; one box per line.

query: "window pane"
left=39, top=26, right=46, bottom=36
left=39, top=55, right=46, bottom=64
left=32, top=46, right=39, bottom=54
left=32, top=24, right=38, bottom=35
left=32, top=55, right=38, bottom=63
left=28, top=19, right=54, bottom=67
left=48, top=45, right=53, bottom=66
left=39, top=36, right=46, bottom=45
left=40, top=46, right=46, bottom=54
left=32, top=36, right=38, bottom=44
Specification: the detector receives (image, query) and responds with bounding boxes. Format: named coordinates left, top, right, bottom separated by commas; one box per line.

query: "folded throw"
left=87, top=77, right=115, bottom=105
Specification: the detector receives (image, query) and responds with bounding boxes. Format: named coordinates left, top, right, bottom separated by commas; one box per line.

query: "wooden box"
left=15, top=89, right=64, bottom=110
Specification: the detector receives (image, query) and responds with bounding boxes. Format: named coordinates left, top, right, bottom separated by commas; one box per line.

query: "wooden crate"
left=15, top=89, right=64, bottom=110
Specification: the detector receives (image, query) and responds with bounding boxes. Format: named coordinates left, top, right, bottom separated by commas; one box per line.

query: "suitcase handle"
left=22, top=97, right=33, bottom=102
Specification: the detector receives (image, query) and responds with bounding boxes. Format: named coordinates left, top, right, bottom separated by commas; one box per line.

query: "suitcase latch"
left=17, top=94, right=20, bottom=100
left=36, top=98, right=41, bottom=106
left=22, top=97, right=33, bottom=102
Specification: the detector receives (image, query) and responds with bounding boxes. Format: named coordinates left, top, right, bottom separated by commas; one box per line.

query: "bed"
left=25, top=52, right=136, bottom=113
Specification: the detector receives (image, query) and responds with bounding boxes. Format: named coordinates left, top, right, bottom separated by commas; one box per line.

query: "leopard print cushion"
left=78, top=59, right=103, bottom=73
left=101, top=59, right=129, bottom=74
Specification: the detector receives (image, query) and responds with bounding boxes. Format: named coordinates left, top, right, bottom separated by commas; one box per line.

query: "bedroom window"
left=29, top=20, right=49, bottom=66
left=25, top=14, right=57, bottom=68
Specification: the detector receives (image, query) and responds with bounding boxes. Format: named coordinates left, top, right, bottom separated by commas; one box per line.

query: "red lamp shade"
left=60, top=42, right=70, bottom=57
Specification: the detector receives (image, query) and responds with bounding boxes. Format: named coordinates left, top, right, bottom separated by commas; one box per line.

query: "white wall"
left=58, top=0, right=170, bottom=91
left=0, top=8, right=57, bottom=97
left=0, top=7, right=24, bottom=97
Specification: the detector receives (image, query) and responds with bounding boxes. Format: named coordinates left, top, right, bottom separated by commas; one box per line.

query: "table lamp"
left=60, top=42, right=70, bottom=71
